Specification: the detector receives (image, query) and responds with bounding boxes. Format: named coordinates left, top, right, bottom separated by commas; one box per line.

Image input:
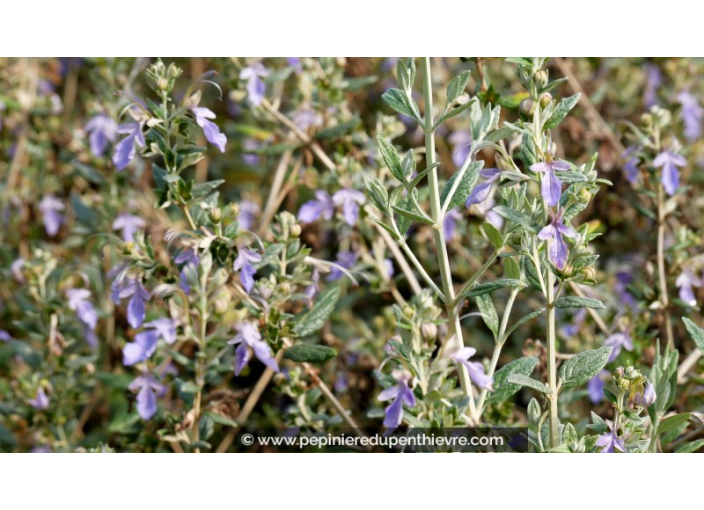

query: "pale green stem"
left=477, top=288, right=519, bottom=415
left=421, top=57, right=477, bottom=421
left=546, top=269, right=559, bottom=449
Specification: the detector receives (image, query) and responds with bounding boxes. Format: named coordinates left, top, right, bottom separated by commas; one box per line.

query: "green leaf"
left=0, top=422, right=17, bottom=447
left=488, top=357, right=539, bottom=404
left=658, top=413, right=691, bottom=436
left=391, top=204, right=434, bottom=227
left=476, top=294, right=498, bottom=338
left=71, top=193, right=99, bottom=227
left=682, top=317, right=704, bottom=355
left=192, top=179, right=225, bottom=199
left=460, top=278, right=523, bottom=299
left=504, top=257, right=521, bottom=280
left=292, top=287, right=340, bottom=337
left=675, top=439, right=704, bottom=453
left=446, top=70, right=472, bottom=104
left=505, top=308, right=545, bottom=338
left=377, top=136, right=404, bottom=181
left=315, top=118, right=360, bottom=140
left=507, top=374, right=552, bottom=394
left=558, top=346, right=612, bottom=389
left=365, top=178, right=389, bottom=212
left=484, top=126, right=515, bottom=143
left=382, top=88, right=418, bottom=120
left=440, top=161, right=484, bottom=211
left=284, top=344, right=337, bottom=364
left=544, top=93, right=580, bottom=130
left=554, top=296, right=605, bottom=309
left=492, top=205, right=535, bottom=231
left=483, top=222, right=504, bottom=249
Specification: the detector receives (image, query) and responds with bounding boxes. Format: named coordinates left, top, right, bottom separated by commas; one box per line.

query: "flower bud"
left=580, top=266, right=597, bottom=284
left=633, top=381, right=656, bottom=407
left=539, top=92, right=553, bottom=108
left=228, top=203, right=240, bottom=218
left=156, top=77, right=170, bottom=91
left=617, top=378, right=631, bottom=391
left=209, top=207, right=222, bottom=224
left=421, top=322, right=437, bottom=340
left=640, top=113, right=653, bottom=128
left=534, top=70, right=549, bottom=88
left=290, top=224, right=302, bottom=238
left=519, top=98, right=535, bottom=116
left=527, top=398, right=541, bottom=425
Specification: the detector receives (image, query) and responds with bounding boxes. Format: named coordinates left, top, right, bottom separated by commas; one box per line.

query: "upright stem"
left=546, top=270, right=559, bottom=448
left=421, top=57, right=476, bottom=420
left=656, top=184, right=674, bottom=350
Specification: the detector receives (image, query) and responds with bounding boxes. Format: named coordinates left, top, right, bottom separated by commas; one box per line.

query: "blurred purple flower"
left=129, top=372, right=164, bottom=420
left=66, top=288, right=98, bottom=331
left=466, top=168, right=500, bottom=206
left=327, top=251, right=358, bottom=281
left=451, top=347, right=493, bottom=390
left=242, top=139, right=260, bottom=166
left=596, top=420, right=626, bottom=453
left=561, top=308, right=586, bottom=337
left=615, top=269, right=638, bottom=309
left=444, top=208, right=462, bottom=240
left=191, top=107, right=227, bottom=152
left=114, top=278, right=150, bottom=328
left=85, top=114, right=118, bottom=157
left=676, top=269, right=701, bottom=306
left=175, top=248, right=200, bottom=293
left=228, top=322, right=279, bottom=376
left=240, top=63, right=270, bottom=106
left=143, top=318, right=177, bottom=345
left=384, top=258, right=395, bottom=278
left=653, top=150, right=685, bottom=196
left=621, top=146, right=640, bottom=184
left=377, top=370, right=415, bottom=429
left=123, top=329, right=158, bottom=366
left=112, top=122, right=145, bottom=170
left=449, top=130, right=472, bottom=168
left=287, top=57, right=302, bottom=73
left=530, top=160, right=570, bottom=207
left=538, top=207, right=577, bottom=270
left=298, top=191, right=334, bottom=223
left=643, top=64, right=661, bottom=108
left=293, top=108, right=322, bottom=131
left=233, top=248, right=261, bottom=294
left=332, top=188, right=365, bottom=226
left=29, top=388, right=50, bottom=410
left=0, top=330, right=11, bottom=342
left=11, top=258, right=25, bottom=283
left=238, top=200, right=260, bottom=230
left=305, top=268, right=320, bottom=300
left=604, top=332, right=633, bottom=362
left=678, top=90, right=703, bottom=142
left=587, top=369, right=609, bottom=404
left=112, top=213, right=146, bottom=242
left=39, top=194, right=65, bottom=236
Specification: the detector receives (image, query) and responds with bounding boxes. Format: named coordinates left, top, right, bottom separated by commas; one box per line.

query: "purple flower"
left=633, top=381, right=656, bottom=408
left=238, top=200, right=260, bottom=230
left=114, top=278, right=150, bottom=328
left=112, top=213, right=146, bottom=242
left=530, top=160, right=570, bottom=207
left=29, top=388, right=50, bottom=410
left=327, top=251, right=358, bottom=281
left=123, top=329, right=158, bottom=366
left=234, top=248, right=261, bottom=294
left=298, top=191, right=334, bottom=223
left=474, top=197, right=504, bottom=230
left=191, top=107, right=227, bottom=152
left=175, top=248, right=200, bottom=293
left=66, top=288, right=98, bottom=330
left=449, top=130, right=472, bottom=168
left=653, top=151, right=686, bottom=196
left=39, top=194, right=65, bottom=236
left=305, top=268, right=320, bottom=300
left=561, top=308, right=586, bottom=337
left=0, top=330, right=11, bottom=342
left=228, top=322, right=279, bottom=376
left=112, top=122, right=145, bottom=171
left=676, top=269, right=701, bottom=306
left=678, top=90, right=703, bottom=142
left=143, top=318, right=178, bottom=345
left=443, top=208, right=462, bottom=240
left=451, top=347, right=493, bottom=390
left=596, top=420, right=626, bottom=453
left=621, top=146, right=640, bottom=184
left=332, top=189, right=366, bottom=226
left=615, top=269, right=638, bottom=309
left=242, top=139, right=260, bottom=166
left=11, top=258, right=25, bottom=283
left=604, top=332, right=634, bottom=362
left=292, top=108, right=322, bottom=131
left=129, top=372, right=164, bottom=420
left=240, top=63, right=270, bottom=106
left=537, top=207, right=577, bottom=270
left=287, top=57, right=302, bottom=72
left=643, top=64, right=661, bottom=109
left=587, top=370, right=609, bottom=404
left=377, top=370, right=416, bottom=429
left=85, top=114, right=118, bottom=157
left=466, top=168, right=500, bottom=206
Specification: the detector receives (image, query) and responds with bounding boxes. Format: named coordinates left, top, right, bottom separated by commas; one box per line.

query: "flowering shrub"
left=2, top=57, right=704, bottom=453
